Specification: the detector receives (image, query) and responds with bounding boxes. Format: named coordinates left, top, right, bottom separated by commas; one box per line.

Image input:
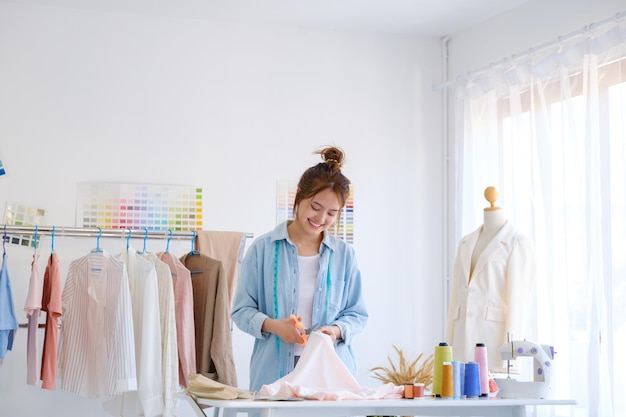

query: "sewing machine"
left=494, top=340, right=554, bottom=399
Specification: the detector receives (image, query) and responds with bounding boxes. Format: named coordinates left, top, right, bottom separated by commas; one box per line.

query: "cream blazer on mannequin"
left=445, top=221, right=536, bottom=372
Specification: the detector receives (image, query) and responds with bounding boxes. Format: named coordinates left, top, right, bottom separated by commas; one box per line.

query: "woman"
left=231, top=146, right=368, bottom=392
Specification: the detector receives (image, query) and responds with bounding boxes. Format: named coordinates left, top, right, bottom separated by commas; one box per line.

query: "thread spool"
left=452, top=361, right=463, bottom=399
left=413, top=383, right=425, bottom=398
left=441, top=362, right=454, bottom=398
left=464, top=362, right=481, bottom=397
left=432, top=342, right=453, bottom=396
left=404, top=384, right=414, bottom=399
left=474, top=343, right=489, bottom=396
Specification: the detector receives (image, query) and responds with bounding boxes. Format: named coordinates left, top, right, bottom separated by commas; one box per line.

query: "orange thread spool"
left=441, top=362, right=454, bottom=398
left=404, top=384, right=414, bottom=399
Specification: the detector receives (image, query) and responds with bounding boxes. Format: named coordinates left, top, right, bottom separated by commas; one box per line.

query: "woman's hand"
left=262, top=316, right=307, bottom=345
left=319, top=325, right=342, bottom=341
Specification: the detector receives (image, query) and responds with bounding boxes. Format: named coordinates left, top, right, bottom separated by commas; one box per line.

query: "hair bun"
left=320, top=146, right=344, bottom=168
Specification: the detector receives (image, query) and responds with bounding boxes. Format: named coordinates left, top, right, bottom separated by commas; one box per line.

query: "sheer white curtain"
left=452, top=15, right=625, bottom=417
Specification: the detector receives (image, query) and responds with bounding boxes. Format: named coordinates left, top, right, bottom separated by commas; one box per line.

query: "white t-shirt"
left=295, top=254, right=320, bottom=356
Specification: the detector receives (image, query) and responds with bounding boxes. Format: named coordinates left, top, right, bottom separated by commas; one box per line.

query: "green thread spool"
left=432, top=342, right=453, bottom=396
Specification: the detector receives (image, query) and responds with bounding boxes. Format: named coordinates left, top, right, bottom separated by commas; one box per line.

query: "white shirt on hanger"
left=114, top=247, right=164, bottom=417
left=58, top=251, right=137, bottom=399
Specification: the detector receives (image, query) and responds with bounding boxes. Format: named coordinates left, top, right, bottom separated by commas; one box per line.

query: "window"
left=453, top=38, right=625, bottom=416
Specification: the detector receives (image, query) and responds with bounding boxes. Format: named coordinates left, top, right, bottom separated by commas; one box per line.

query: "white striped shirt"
left=58, top=251, right=137, bottom=399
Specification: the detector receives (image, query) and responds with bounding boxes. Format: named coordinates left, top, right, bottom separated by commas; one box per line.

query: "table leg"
left=511, top=405, right=527, bottom=417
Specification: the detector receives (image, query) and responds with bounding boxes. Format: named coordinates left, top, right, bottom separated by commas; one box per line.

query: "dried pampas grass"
left=370, top=345, right=434, bottom=388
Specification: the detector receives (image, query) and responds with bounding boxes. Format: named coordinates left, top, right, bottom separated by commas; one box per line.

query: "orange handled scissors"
left=289, top=314, right=320, bottom=345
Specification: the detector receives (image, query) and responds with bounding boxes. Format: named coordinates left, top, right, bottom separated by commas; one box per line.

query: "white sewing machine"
left=494, top=340, right=554, bottom=399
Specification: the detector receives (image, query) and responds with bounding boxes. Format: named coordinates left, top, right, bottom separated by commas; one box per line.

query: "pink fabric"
left=260, top=332, right=403, bottom=400
left=24, top=251, right=41, bottom=386
left=158, top=252, right=196, bottom=388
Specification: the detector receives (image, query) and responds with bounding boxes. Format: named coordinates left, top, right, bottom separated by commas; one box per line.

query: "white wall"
left=0, top=3, right=443, bottom=416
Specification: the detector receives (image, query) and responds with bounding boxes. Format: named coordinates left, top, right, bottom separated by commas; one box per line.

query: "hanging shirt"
left=58, top=251, right=137, bottom=399
left=40, top=252, right=62, bottom=390
left=180, top=252, right=237, bottom=387
left=24, top=250, right=42, bottom=385
left=195, top=231, right=246, bottom=307
left=116, top=247, right=164, bottom=417
left=139, top=252, right=179, bottom=417
left=0, top=252, right=18, bottom=364
left=158, top=251, right=196, bottom=388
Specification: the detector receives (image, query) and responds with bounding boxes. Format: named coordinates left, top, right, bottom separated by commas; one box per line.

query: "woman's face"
left=294, top=188, right=341, bottom=236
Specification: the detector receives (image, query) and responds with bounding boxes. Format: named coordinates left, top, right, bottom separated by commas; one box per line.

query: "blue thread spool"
left=452, top=361, right=464, bottom=399
left=464, top=362, right=481, bottom=397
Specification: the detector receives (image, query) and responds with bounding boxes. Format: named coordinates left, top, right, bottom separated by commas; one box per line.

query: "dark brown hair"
left=293, top=146, right=351, bottom=216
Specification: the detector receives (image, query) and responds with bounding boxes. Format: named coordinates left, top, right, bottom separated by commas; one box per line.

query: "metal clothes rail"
left=7, top=224, right=254, bottom=329
left=1, top=224, right=253, bottom=241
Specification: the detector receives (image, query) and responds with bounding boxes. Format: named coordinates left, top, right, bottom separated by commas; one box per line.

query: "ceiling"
left=2, top=0, right=528, bottom=37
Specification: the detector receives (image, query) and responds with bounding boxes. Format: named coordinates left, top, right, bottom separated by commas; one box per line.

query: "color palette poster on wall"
left=76, top=182, right=203, bottom=231
left=276, top=181, right=354, bottom=244
left=3, top=203, right=46, bottom=248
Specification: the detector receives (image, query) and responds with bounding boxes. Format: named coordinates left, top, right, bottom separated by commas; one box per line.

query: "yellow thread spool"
left=432, top=342, right=453, bottom=396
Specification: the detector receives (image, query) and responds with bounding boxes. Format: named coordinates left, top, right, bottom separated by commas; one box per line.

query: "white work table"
left=186, top=395, right=576, bottom=417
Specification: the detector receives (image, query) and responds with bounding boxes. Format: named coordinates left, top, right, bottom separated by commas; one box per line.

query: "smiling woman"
left=230, top=146, right=369, bottom=392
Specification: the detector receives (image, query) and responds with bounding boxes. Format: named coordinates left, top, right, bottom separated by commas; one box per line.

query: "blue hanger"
left=126, top=228, right=132, bottom=250
left=34, top=225, right=39, bottom=250
left=51, top=226, right=55, bottom=253
left=92, top=227, right=103, bottom=253
left=2, top=224, right=6, bottom=255
left=189, top=230, right=200, bottom=255
left=141, top=228, right=149, bottom=253
left=165, top=229, right=173, bottom=253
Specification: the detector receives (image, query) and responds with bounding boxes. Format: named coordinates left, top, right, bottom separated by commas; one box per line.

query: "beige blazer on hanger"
left=180, top=252, right=237, bottom=387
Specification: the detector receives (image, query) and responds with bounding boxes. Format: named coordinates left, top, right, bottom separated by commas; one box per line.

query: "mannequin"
left=446, top=186, right=537, bottom=372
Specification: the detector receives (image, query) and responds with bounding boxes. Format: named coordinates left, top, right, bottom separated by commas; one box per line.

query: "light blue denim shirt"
left=231, top=221, right=368, bottom=392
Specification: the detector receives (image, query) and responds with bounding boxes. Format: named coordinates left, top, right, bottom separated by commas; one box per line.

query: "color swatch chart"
left=276, top=181, right=354, bottom=243
left=76, top=182, right=203, bottom=231
left=3, top=202, right=46, bottom=248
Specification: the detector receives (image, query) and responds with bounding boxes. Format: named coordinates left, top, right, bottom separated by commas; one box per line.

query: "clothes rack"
left=8, top=225, right=253, bottom=330
left=1, top=224, right=253, bottom=241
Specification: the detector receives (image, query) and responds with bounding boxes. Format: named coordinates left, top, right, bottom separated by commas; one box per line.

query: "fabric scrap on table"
left=260, top=332, right=403, bottom=400
left=186, top=373, right=255, bottom=400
